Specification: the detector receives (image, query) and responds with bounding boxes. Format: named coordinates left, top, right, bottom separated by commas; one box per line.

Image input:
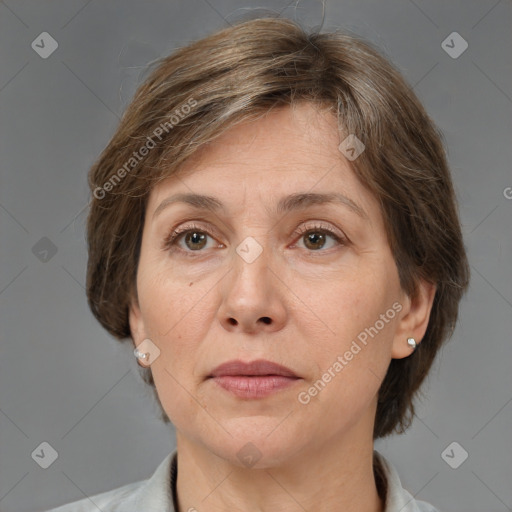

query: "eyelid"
left=293, top=220, right=347, bottom=242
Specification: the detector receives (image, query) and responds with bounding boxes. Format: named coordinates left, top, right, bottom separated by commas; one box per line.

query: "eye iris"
left=185, top=231, right=207, bottom=250
left=304, top=232, right=326, bottom=250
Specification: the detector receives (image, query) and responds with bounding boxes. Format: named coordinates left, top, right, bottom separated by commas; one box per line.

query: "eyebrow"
left=152, top=191, right=368, bottom=220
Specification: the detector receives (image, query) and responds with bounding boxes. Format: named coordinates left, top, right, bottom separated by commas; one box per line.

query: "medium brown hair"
left=86, top=16, right=469, bottom=438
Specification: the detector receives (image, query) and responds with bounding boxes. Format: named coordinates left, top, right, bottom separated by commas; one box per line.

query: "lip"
left=208, top=359, right=300, bottom=399
left=209, top=359, right=298, bottom=378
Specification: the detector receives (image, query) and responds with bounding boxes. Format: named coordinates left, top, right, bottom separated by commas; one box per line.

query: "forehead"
left=147, top=103, right=375, bottom=218
left=183, top=103, right=338, bottom=170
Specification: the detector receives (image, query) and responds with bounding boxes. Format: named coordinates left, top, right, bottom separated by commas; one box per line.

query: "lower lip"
left=211, top=375, right=300, bottom=399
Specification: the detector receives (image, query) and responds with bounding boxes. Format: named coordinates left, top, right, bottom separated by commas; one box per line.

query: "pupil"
left=307, top=232, right=325, bottom=249
left=187, top=232, right=205, bottom=249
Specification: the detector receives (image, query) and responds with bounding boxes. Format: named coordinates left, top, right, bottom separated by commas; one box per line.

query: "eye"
left=292, top=222, right=346, bottom=252
left=162, top=223, right=223, bottom=256
left=162, top=221, right=347, bottom=257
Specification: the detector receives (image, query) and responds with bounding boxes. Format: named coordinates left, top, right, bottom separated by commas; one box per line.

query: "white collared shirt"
left=43, top=450, right=440, bottom=512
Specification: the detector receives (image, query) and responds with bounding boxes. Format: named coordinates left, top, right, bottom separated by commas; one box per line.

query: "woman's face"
left=130, top=103, right=425, bottom=467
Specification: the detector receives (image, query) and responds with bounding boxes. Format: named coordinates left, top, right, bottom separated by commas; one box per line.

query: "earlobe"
left=391, top=279, right=437, bottom=359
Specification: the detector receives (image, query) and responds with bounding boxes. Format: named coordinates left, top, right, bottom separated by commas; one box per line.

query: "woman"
left=45, top=16, right=469, bottom=512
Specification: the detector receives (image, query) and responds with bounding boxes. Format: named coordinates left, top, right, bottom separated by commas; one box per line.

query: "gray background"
left=1, top=1, right=511, bottom=511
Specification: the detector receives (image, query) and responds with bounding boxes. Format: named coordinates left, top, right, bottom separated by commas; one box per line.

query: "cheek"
left=306, top=263, right=396, bottom=339
left=300, top=262, right=399, bottom=390
left=137, top=254, right=209, bottom=337
left=136, top=267, right=218, bottom=400
left=141, top=280, right=211, bottom=426
left=296, top=291, right=396, bottom=427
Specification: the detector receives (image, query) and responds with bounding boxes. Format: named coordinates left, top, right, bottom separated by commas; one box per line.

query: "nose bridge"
left=230, top=234, right=271, bottom=300
left=217, top=232, right=286, bottom=333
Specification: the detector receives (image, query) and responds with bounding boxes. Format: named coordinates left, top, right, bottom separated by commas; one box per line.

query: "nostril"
left=260, top=317, right=271, bottom=324
left=228, top=318, right=238, bottom=326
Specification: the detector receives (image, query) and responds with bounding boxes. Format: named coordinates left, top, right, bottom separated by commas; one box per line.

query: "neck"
left=174, top=420, right=383, bottom=512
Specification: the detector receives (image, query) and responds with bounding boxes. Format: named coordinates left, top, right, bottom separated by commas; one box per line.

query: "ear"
left=129, top=296, right=148, bottom=347
left=391, top=279, right=437, bottom=359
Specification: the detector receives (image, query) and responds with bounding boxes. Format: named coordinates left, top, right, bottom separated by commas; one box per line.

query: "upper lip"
left=209, top=359, right=298, bottom=378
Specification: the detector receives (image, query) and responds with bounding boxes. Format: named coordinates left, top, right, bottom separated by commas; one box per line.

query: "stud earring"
left=134, top=348, right=149, bottom=361
left=407, top=337, right=417, bottom=350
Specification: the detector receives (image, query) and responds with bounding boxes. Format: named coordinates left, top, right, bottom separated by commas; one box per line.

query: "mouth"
left=207, top=359, right=301, bottom=399
left=208, top=359, right=298, bottom=378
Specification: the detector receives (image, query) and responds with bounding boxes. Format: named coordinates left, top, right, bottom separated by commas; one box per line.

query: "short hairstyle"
left=86, top=16, right=470, bottom=438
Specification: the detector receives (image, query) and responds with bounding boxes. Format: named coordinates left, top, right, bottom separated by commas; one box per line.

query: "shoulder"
left=41, top=451, right=177, bottom=512
left=374, top=451, right=441, bottom=512
left=41, top=480, right=142, bottom=512
left=415, top=499, right=441, bottom=512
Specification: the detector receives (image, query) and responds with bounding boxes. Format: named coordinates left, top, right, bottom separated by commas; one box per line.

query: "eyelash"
left=162, top=221, right=347, bottom=257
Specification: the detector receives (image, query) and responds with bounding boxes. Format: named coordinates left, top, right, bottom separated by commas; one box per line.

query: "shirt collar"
left=374, top=451, right=433, bottom=511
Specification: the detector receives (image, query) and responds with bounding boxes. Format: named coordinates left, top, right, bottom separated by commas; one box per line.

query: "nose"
left=217, top=242, right=287, bottom=335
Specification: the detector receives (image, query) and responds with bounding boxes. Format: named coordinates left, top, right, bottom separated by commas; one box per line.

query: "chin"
left=205, top=426, right=306, bottom=470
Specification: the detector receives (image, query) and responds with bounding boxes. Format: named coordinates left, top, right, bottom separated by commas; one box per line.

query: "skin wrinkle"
left=129, top=103, right=435, bottom=512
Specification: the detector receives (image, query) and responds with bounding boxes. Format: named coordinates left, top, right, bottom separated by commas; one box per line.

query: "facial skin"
left=129, top=102, right=436, bottom=512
